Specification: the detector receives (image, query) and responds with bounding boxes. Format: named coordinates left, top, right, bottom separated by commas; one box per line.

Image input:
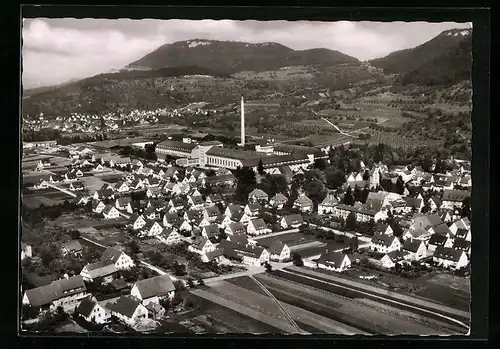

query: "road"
left=308, top=223, right=373, bottom=244
left=44, top=182, right=77, bottom=198
left=252, top=228, right=299, bottom=241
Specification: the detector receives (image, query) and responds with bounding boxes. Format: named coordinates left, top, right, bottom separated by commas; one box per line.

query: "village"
left=20, top=126, right=472, bottom=333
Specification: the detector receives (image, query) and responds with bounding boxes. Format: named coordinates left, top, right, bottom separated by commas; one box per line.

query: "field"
left=413, top=273, right=470, bottom=312
left=255, top=232, right=316, bottom=248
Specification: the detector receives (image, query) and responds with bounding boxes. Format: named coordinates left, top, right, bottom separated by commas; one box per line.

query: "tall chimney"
left=240, top=96, right=245, bottom=146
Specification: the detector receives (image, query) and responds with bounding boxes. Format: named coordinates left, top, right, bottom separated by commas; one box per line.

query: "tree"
left=349, top=236, right=359, bottom=252
left=461, top=196, right=471, bottom=219
left=172, top=262, right=187, bottom=276
left=305, top=180, right=327, bottom=205
left=257, top=159, right=264, bottom=175
left=125, top=240, right=140, bottom=257
left=292, top=253, right=304, bottom=266
left=361, top=186, right=370, bottom=204
left=395, top=176, right=405, bottom=195
left=362, top=170, right=370, bottom=181
left=345, top=212, right=357, bottom=230
left=171, top=293, right=183, bottom=308
left=69, top=230, right=81, bottom=240
left=343, top=188, right=355, bottom=206
left=324, top=166, right=345, bottom=189
left=353, top=185, right=362, bottom=203
left=314, top=158, right=326, bottom=170
left=40, top=248, right=54, bottom=267
left=187, top=278, right=195, bottom=289
left=264, top=261, right=273, bottom=272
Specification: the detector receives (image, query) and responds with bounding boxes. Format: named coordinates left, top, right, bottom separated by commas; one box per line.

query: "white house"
left=280, top=214, right=304, bottom=229
left=114, top=181, right=130, bottom=193
left=157, top=228, right=183, bottom=245
left=248, top=188, right=269, bottom=203
left=130, top=214, right=147, bottom=230
left=105, top=295, right=148, bottom=326
left=80, top=260, right=118, bottom=284
left=370, top=234, right=401, bottom=254
left=92, top=200, right=106, bottom=214
left=379, top=250, right=410, bottom=269
left=225, top=222, right=246, bottom=236
left=102, top=205, right=121, bottom=219
left=433, top=246, right=469, bottom=269
left=317, top=251, right=351, bottom=272
left=188, top=236, right=215, bottom=255
left=269, top=193, right=288, bottom=209
left=318, top=194, right=338, bottom=215
left=142, top=221, right=164, bottom=237
left=100, top=247, right=135, bottom=270
left=267, top=241, right=290, bottom=262
left=77, top=295, right=111, bottom=324
left=130, top=274, right=176, bottom=306
left=247, top=218, right=272, bottom=236
left=293, top=194, right=314, bottom=213
left=401, top=240, right=427, bottom=261
left=21, top=243, right=33, bottom=260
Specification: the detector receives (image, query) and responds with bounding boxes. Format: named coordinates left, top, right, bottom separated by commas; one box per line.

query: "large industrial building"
left=155, top=96, right=327, bottom=172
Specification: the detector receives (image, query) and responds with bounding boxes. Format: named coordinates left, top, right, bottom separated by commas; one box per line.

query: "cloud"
left=21, top=18, right=470, bottom=88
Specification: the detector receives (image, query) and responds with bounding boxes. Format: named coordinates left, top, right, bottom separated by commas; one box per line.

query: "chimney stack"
left=240, top=96, right=245, bottom=147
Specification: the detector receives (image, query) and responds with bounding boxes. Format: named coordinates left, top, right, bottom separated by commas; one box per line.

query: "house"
left=130, top=214, right=147, bottom=230
left=142, top=220, right=164, bottom=237
left=188, top=195, right=205, bottom=210
left=93, top=164, right=105, bottom=172
left=433, top=246, right=469, bottom=269
left=178, top=220, right=193, bottom=233
left=143, top=206, right=157, bottom=220
left=115, top=181, right=130, bottom=193
left=201, top=249, right=228, bottom=264
left=77, top=295, right=111, bottom=324
left=427, top=233, right=454, bottom=254
left=202, top=224, right=220, bottom=239
left=80, top=260, right=118, bottom=284
left=269, top=193, right=288, bottom=209
left=379, top=250, right=410, bottom=269
left=452, top=238, right=471, bottom=255
left=158, top=228, right=183, bottom=245
left=69, top=181, right=85, bottom=192
left=22, top=275, right=88, bottom=313
left=441, top=190, right=470, bottom=210
left=454, top=228, right=472, bottom=242
left=130, top=274, right=176, bottom=306
left=188, top=236, right=216, bottom=255
left=267, top=241, right=290, bottom=262
left=225, top=222, right=246, bottom=236
left=401, top=240, right=427, bottom=261
left=61, top=240, right=83, bottom=257
left=318, top=194, right=338, bottom=215
left=370, top=234, right=401, bottom=254
left=102, top=205, right=121, bottom=219
left=244, top=203, right=262, bottom=217
left=203, top=206, right=221, bottom=222
left=428, top=223, right=453, bottom=238
left=105, top=295, right=148, bottom=326
left=92, top=200, right=106, bottom=214
left=203, top=193, right=222, bottom=206
left=238, top=212, right=253, bottom=226
left=248, top=188, right=269, bottom=203
left=101, top=247, right=135, bottom=270
left=21, top=243, right=32, bottom=260
left=317, top=251, right=351, bottom=272
left=449, top=218, right=471, bottom=236
left=168, top=197, right=187, bottom=212
left=225, top=204, right=243, bottom=218
left=184, top=210, right=202, bottom=222
left=374, top=223, right=393, bottom=236
left=428, top=197, right=442, bottom=212
left=280, top=214, right=304, bottom=229
left=247, top=218, right=272, bottom=236
left=163, top=213, right=182, bottom=228
left=406, top=214, right=444, bottom=241
left=293, top=194, right=314, bottom=213
left=172, top=184, right=189, bottom=196
left=219, top=240, right=270, bottom=267
left=226, top=233, right=257, bottom=246
left=146, top=187, right=162, bottom=198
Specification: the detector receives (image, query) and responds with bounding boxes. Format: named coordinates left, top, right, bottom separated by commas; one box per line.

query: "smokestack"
left=241, top=96, right=245, bottom=146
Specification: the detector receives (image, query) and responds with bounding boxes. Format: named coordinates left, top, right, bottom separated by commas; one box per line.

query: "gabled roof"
left=432, top=223, right=452, bottom=236
left=455, top=228, right=470, bottom=239
left=116, top=197, right=132, bottom=206
left=248, top=188, right=268, bottom=199
left=249, top=218, right=268, bottom=230
left=192, top=236, right=210, bottom=250
left=320, top=194, right=338, bottom=207
left=402, top=240, right=424, bottom=253
left=385, top=250, right=409, bottom=262
left=203, top=224, right=219, bottom=235
left=268, top=241, right=287, bottom=255
left=270, top=193, right=288, bottom=204
left=294, top=194, right=313, bottom=206
left=452, top=238, right=471, bottom=251
left=317, top=251, right=348, bottom=267
left=442, top=189, right=471, bottom=202
left=204, top=206, right=221, bottom=217
left=228, top=222, right=246, bottom=234
left=82, top=260, right=118, bottom=279
left=105, top=295, right=142, bottom=318
left=246, top=202, right=262, bottom=212
left=62, top=240, right=83, bottom=252
left=207, top=193, right=223, bottom=202
left=371, top=233, right=397, bottom=247
left=24, top=275, right=87, bottom=307
left=185, top=210, right=202, bottom=220
left=101, top=247, right=126, bottom=264
left=226, top=233, right=249, bottom=246
left=433, top=246, right=465, bottom=262
left=428, top=233, right=449, bottom=246
left=133, top=274, right=176, bottom=300
left=226, top=204, right=243, bottom=216
left=189, top=195, right=204, bottom=205
left=282, top=214, right=304, bottom=225
left=205, top=249, right=225, bottom=261
left=77, top=295, right=98, bottom=317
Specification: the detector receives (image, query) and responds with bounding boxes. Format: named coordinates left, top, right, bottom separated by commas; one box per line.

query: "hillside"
left=369, top=28, right=471, bottom=74
left=398, top=35, right=472, bottom=86
left=127, top=39, right=358, bottom=73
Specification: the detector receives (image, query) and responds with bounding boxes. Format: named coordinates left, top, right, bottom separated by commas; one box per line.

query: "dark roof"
left=110, top=278, right=129, bottom=291
left=157, top=140, right=196, bottom=151
left=24, top=275, right=87, bottom=307
left=204, top=174, right=236, bottom=183
left=226, top=204, right=243, bottom=215
left=226, top=233, right=249, bottom=246
left=455, top=228, right=470, bottom=239
left=105, top=295, right=142, bottom=318
left=268, top=241, right=287, bottom=255
left=371, top=233, right=397, bottom=247
left=248, top=189, right=268, bottom=199
left=205, top=249, right=225, bottom=261
left=192, top=236, right=210, bottom=250
left=452, top=238, right=471, bottom=251
left=83, top=260, right=118, bottom=278
left=433, top=222, right=452, bottom=236
left=402, top=240, right=424, bottom=253
left=317, top=251, right=348, bottom=267
left=386, top=250, right=408, bottom=262
left=283, top=214, right=304, bottom=225
left=294, top=195, right=313, bottom=206
left=100, top=247, right=125, bottom=264
left=228, top=222, right=246, bottom=234
left=428, top=233, right=449, bottom=246
left=77, top=295, right=97, bottom=317
left=270, top=193, right=288, bottom=204
left=249, top=218, right=268, bottom=230
left=204, top=206, right=221, bottom=217
left=203, top=224, right=219, bottom=235
left=320, top=194, right=338, bottom=207
left=133, top=274, right=176, bottom=299
left=442, top=189, right=471, bottom=202
left=433, top=246, right=465, bottom=262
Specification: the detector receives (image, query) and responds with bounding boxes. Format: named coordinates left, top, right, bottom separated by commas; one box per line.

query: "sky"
left=22, top=19, right=471, bottom=89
